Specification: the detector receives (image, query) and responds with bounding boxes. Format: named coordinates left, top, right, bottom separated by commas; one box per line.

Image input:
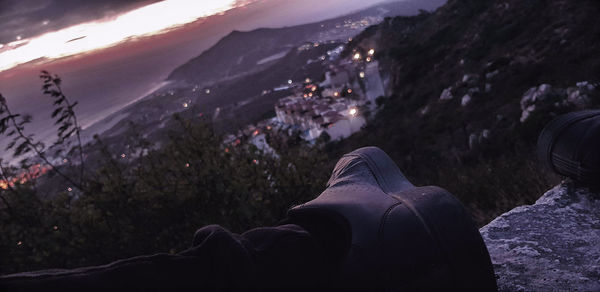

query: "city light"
left=349, top=108, right=358, bottom=116
left=288, top=79, right=293, bottom=84
left=359, top=71, right=365, bottom=78
left=368, top=48, right=375, bottom=55
left=353, top=53, right=361, bottom=60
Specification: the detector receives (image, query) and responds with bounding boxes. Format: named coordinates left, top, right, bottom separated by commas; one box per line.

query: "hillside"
left=167, top=0, right=446, bottom=85
left=335, top=0, right=600, bottom=223
left=89, top=0, right=448, bottom=153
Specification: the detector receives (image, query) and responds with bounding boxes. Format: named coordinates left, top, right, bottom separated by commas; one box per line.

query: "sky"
left=0, top=0, right=161, bottom=44
left=0, top=0, right=403, bottom=73
left=0, top=0, right=253, bottom=72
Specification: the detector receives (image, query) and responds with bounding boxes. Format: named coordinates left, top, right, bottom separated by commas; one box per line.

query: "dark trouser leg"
left=1, top=224, right=336, bottom=291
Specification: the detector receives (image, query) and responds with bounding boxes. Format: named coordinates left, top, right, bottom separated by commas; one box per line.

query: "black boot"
left=537, top=110, right=600, bottom=187
left=288, top=147, right=497, bottom=291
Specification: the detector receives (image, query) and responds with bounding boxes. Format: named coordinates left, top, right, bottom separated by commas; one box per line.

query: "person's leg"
left=288, top=146, right=497, bottom=291
left=1, top=224, right=337, bottom=291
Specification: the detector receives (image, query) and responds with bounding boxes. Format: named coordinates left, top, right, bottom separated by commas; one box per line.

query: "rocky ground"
left=481, top=183, right=600, bottom=291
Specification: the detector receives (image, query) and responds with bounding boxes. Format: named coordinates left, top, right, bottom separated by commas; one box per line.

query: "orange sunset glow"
left=0, top=0, right=244, bottom=73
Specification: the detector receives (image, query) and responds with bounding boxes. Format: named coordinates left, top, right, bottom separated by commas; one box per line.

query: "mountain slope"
left=166, top=0, right=446, bottom=85
left=336, top=0, right=600, bottom=224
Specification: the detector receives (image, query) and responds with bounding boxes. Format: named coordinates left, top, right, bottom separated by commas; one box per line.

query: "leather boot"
left=537, top=110, right=600, bottom=187
left=288, top=146, right=497, bottom=291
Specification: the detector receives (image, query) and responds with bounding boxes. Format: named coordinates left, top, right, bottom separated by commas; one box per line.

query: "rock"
left=576, top=81, right=595, bottom=91
left=519, top=81, right=595, bottom=123
left=462, top=73, right=479, bottom=84
left=519, top=84, right=553, bottom=123
left=440, top=86, right=453, bottom=100
left=567, top=88, right=589, bottom=107
left=485, top=70, right=499, bottom=79
left=461, top=94, right=472, bottom=106
left=566, top=81, right=595, bottom=107
left=468, top=133, right=478, bottom=149
left=520, top=104, right=536, bottom=123
left=482, top=129, right=491, bottom=139
left=485, top=83, right=492, bottom=93
left=481, top=183, right=600, bottom=292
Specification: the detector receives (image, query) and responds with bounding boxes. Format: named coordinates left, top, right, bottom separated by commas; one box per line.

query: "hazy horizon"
left=0, top=0, right=444, bottom=161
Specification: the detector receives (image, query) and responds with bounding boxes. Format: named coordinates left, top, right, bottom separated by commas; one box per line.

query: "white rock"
left=461, top=94, right=472, bottom=106
left=468, top=133, right=478, bottom=149
left=482, top=129, right=491, bottom=139
left=440, top=87, right=453, bottom=100
left=576, top=81, right=589, bottom=88
left=520, top=87, right=538, bottom=109
left=575, top=81, right=595, bottom=91
left=485, top=70, right=499, bottom=79
left=538, top=83, right=552, bottom=93
left=519, top=84, right=553, bottom=123
left=481, top=184, right=600, bottom=292
left=462, top=74, right=479, bottom=83
left=520, top=105, right=536, bottom=123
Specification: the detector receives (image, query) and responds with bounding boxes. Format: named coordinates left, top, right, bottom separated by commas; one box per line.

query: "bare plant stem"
left=53, top=82, right=86, bottom=186
left=1, top=103, right=84, bottom=192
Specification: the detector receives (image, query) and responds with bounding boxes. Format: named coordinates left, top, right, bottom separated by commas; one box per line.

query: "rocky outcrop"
left=519, top=82, right=596, bottom=123
left=481, top=183, right=600, bottom=292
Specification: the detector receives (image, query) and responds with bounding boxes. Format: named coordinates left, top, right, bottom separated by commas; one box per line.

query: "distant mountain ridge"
left=166, top=0, right=446, bottom=86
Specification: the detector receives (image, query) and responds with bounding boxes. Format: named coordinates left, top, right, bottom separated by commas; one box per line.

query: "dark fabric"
left=537, top=110, right=600, bottom=186
left=0, top=224, right=337, bottom=291
left=288, top=147, right=498, bottom=291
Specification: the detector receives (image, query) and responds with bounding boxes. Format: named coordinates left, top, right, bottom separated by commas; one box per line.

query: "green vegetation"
left=0, top=77, right=333, bottom=274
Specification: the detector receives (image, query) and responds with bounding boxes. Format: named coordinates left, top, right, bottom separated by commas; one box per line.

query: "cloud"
left=0, top=0, right=160, bottom=44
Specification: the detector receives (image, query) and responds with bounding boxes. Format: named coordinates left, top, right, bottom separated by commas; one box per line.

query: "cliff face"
left=481, top=183, right=600, bottom=292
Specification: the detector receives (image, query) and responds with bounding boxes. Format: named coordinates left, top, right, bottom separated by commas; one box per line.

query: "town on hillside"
left=223, top=43, right=386, bottom=154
